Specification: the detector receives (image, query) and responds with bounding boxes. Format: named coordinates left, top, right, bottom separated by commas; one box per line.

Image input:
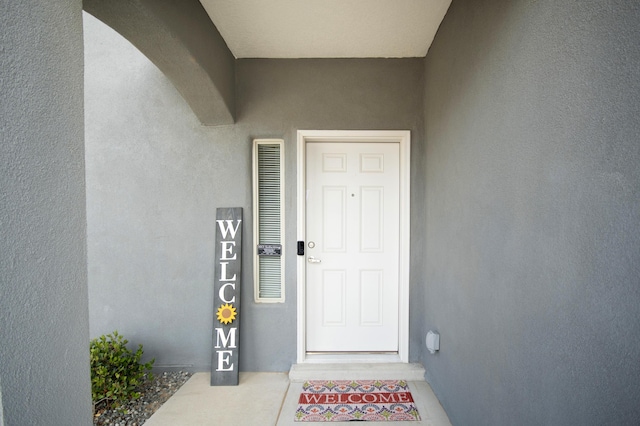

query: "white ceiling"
left=199, top=0, right=451, bottom=59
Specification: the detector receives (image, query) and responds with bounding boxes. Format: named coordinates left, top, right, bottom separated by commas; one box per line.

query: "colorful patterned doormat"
left=294, top=380, right=421, bottom=422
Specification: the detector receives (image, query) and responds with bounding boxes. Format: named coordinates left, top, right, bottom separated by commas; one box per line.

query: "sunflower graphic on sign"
left=216, top=303, right=237, bottom=325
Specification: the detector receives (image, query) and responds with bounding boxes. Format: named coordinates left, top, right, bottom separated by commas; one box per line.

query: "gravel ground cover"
left=93, top=371, right=193, bottom=426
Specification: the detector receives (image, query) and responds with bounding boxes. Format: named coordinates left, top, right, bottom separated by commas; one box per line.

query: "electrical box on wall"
left=426, top=330, right=440, bottom=354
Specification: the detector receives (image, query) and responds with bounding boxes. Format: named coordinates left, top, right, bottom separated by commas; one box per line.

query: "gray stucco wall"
left=84, top=14, right=424, bottom=372
left=0, top=382, right=3, bottom=426
left=83, top=0, right=235, bottom=126
left=237, top=58, right=424, bottom=371
left=421, top=1, right=640, bottom=425
left=84, top=13, right=244, bottom=371
left=1, top=2, right=92, bottom=425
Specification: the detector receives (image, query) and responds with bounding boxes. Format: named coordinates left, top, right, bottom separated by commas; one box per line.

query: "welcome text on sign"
left=298, top=392, right=414, bottom=405
left=211, top=208, right=242, bottom=386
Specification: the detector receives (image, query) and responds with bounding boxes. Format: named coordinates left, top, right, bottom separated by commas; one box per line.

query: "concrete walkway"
left=145, top=369, right=452, bottom=425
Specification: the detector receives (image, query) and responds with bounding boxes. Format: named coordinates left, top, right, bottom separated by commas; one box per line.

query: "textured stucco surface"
left=85, top=12, right=424, bottom=372
left=84, top=13, right=243, bottom=371
left=84, top=0, right=235, bottom=126
left=0, top=2, right=92, bottom=425
left=0, top=380, right=4, bottom=426
left=237, top=58, right=424, bottom=371
left=421, top=1, right=640, bottom=425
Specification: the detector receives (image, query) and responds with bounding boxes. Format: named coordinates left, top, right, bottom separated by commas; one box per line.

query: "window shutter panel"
left=253, top=140, right=284, bottom=302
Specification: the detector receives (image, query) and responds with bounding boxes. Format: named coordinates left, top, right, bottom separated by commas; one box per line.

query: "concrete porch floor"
left=144, top=366, right=452, bottom=425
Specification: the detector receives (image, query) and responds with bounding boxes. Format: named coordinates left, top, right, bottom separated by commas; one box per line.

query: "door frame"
left=296, top=130, right=411, bottom=364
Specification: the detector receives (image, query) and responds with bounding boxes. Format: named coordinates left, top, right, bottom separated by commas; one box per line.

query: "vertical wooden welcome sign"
left=211, top=207, right=242, bottom=386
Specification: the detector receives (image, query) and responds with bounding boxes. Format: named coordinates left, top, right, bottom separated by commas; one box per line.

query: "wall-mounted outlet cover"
left=426, top=330, right=440, bottom=354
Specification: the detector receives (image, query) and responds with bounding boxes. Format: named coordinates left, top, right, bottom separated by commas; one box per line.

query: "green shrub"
left=90, top=331, right=155, bottom=408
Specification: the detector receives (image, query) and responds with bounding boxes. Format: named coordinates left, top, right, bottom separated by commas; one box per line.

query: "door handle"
left=307, top=256, right=322, bottom=264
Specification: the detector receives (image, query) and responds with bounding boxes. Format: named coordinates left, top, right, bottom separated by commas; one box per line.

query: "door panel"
left=360, top=187, right=384, bottom=252
left=322, top=270, right=346, bottom=326
left=306, top=142, right=399, bottom=352
left=322, top=187, right=346, bottom=251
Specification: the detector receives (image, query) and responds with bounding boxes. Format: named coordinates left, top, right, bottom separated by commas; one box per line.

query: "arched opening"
left=83, top=12, right=243, bottom=371
left=83, top=0, right=235, bottom=126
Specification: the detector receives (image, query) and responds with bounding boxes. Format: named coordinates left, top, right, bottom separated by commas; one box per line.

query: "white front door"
left=305, top=141, right=400, bottom=352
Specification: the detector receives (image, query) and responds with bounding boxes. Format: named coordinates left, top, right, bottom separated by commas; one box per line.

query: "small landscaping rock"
left=93, top=371, right=192, bottom=426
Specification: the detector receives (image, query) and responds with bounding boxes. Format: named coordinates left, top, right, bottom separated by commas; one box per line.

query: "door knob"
left=307, top=256, right=322, bottom=264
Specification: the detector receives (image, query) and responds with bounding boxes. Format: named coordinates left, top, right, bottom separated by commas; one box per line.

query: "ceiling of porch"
left=199, top=0, right=452, bottom=58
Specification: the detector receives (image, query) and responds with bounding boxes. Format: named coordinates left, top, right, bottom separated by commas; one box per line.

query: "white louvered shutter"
left=253, top=140, right=285, bottom=302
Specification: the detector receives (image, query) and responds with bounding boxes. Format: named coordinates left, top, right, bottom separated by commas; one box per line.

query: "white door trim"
left=296, top=130, right=411, bottom=364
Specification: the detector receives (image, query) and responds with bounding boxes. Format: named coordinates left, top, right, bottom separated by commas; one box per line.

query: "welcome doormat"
left=294, top=380, right=421, bottom=422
